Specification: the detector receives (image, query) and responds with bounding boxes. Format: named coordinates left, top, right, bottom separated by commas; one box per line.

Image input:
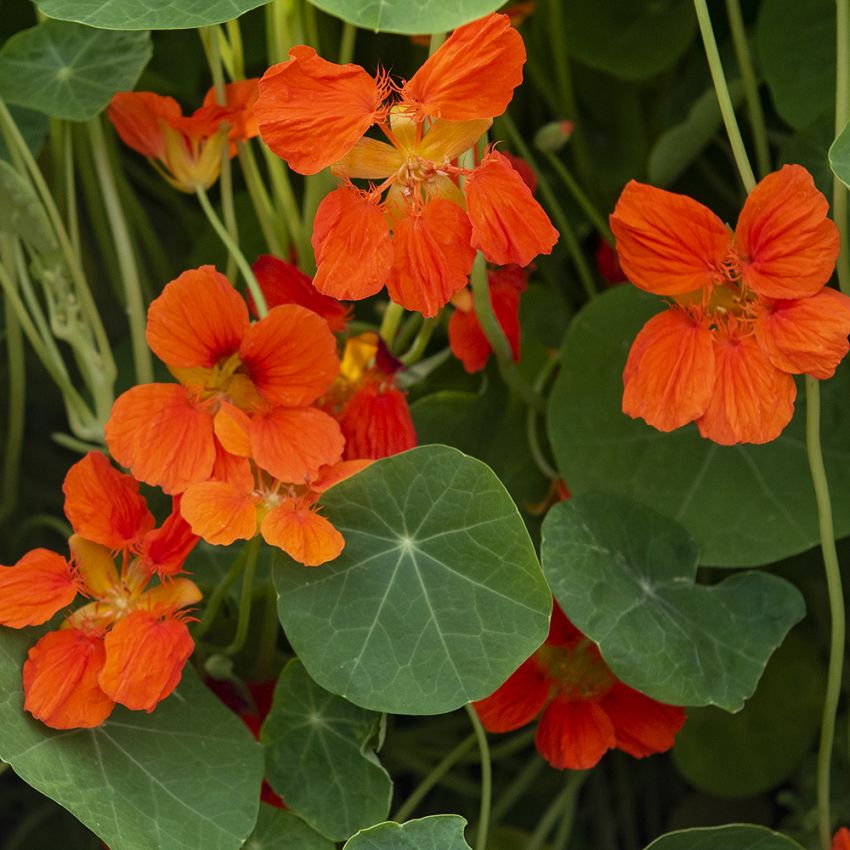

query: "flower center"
left=536, top=639, right=617, bottom=702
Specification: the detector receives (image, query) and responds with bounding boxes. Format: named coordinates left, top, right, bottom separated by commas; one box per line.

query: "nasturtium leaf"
left=0, top=20, right=151, bottom=121
left=243, top=805, right=335, bottom=850
left=644, top=824, right=805, bottom=849
left=756, top=0, right=839, bottom=129
left=261, top=660, right=392, bottom=842
left=0, top=628, right=263, bottom=850
left=830, top=120, right=850, bottom=190
left=304, top=0, right=501, bottom=35
left=563, top=0, right=696, bottom=81
left=541, top=494, right=805, bottom=711
left=275, top=446, right=551, bottom=715
left=0, top=106, right=50, bottom=162
left=546, top=285, right=850, bottom=567
left=35, top=0, right=271, bottom=31
left=0, top=160, right=56, bottom=253
left=343, top=815, right=472, bottom=850
left=673, top=630, right=826, bottom=797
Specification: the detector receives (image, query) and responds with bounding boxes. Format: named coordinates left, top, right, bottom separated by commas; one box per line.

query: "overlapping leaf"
left=645, top=825, right=805, bottom=849
left=243, top=805, right=335, bottom=850
left=343, top=816, right=471, bottom=849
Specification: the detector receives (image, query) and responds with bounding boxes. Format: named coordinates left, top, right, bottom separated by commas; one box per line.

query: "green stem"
left=226, top=19, right=246, bottom=78
left=693, top=0, right=757, bottom=192
left=255, top=581, right=280, bottom=680
left=87, top=118, right=153, bottom=385
left=725, top=0, right=770, bottom=177
left=260, top=143, right=311, bottom=267
left=196, top=185, right=268, bottom=317
left=526, top=772, right=587, bottom=850
left=302, top=0, right=320, bottom=51
left=400, top=317, right=438, bottom=366
left=429, top=32, right=446, bottom=54
left=834, top=0, right=850, bottom=295
left=380, top=300, right=405, bottom=346
left=224, top=535, right=260, bottom=656
left=194, top=544, right=250, bottom=640
left=489, top=753, right=547, bottom=828
left=465, top=704, right=492, bottom=850
left=238, top=142, right=287, bottom=256
left=393, top=733, right=477, bottom=822
left=51, top=432, right=105, bottom=453
left=338, top=21, right=356, bottom=64
left=807, top=376, right=845, bottom=850
left=526, top=352, right=560, bottom=481
left=0, top=284, right=25, bottom=525
left=62, top=122, right=80, bottom=255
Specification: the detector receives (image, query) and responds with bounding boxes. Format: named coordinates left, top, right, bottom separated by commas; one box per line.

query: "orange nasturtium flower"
left=611, top=164, right=850, bottom=445
left=474, top=601, right=685, bottom=770
left=108, top=79, right=259, bottom=192
left=254, top=13, right=558, bottom=317
left=105, top=265, right=344, bottom=495
left=834, top=828, right=850, bottom=850
left=0, top=453, right=201, bottom=729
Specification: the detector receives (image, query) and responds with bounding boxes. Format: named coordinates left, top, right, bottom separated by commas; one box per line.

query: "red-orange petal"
left=834, top=828, right=850, bottom=850
left=256, top=46, right=384, bottom=174
left=62, top=451, right=154, bottom=550
left=535, top=698, right=616, bottom=770
left=473, top=657, right=550, bottom=733
left=465, top=151, right=558, bottom=266
left=214, top=401, right=253, bottom=457
left=146, top=265, right=249, bottom=368
left=610, top=181, right=732, bottom=296
left=310, top=459, right=373, bottom=493
left=180, top=481, right=260, bottom=546
left=99, top=611, right=194, bottom=712
left=23, top=629, right=114, bottom=729
left=239, top=304, right=340, bottom=407
left=737, top=164, right=840, bottom=299
left=402, top=14, right=525, bottom=122
left=250, top=406, right=345, bottom=483
left=311, top=186, right=393, bottom=301
left=260, top=500, right=344, bottom=566
left=203, top=78, right=260, bottom=142
left=0, top=550, right=77, bottom=628
left=105, top=383, right=217, bottom=494
left=755, top=288, right=850, bottom=379
left=387, top=199, right=476, bottom=317
left=107, top=92, right=181, bottom=159
left=140, top=500, right=199, bottom=578
left=696, top=332, right=797, bottom=445
left=622, top=308, right=716, bottom=432
left=601, top=683, right=686, bottom=758
left=339, top=380, right=417, bottom=460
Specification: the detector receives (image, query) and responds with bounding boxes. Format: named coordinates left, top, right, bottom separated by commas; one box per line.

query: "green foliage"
left=343, top=815, right=472, bottom=849
left=541, top=494, right=805, bottom=711
left=781, top=115, right=835, bottom=200
left=261, top=660, right=392, bottom=842
left=547, top=285, right=850, bottom=567
left=275, top=446, right=551, bottom=715
left=0, top=160, right=55, bottom=253
left=0, top=106, right=49, bottom=162
left=645, top=825, right=805, bottom=849
left=830, top=119, right=850, bottom=190
left=0, top=20, right=151, bottom=121
left=243, top=805, right=335, bottom=850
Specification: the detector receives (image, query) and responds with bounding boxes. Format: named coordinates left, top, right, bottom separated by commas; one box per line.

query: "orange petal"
left=180, top=481, right=259, bottom=546
left=249, top=406, right=345, bottom=483
left=140, top=577, right=203, bottom=614
left=23, top=629, right=114, bottom=729
left=755, top=287, right=850, bottom=379
left=610, top=180, right=732, bottom=296
left=535, top=698, right=616, bottom=770
left=696, top=332, right=797, bottom=445
left=260, top=500, right=344, bottom=566
left=416, top=118, right=493, bottom=163
left=622, top=308, right=716, bottom=432
left=311, top=186, right=393, bottom=301
left=387, top=199, right=476, bottom=317
left=105, top=383, right=217, bottom=495
left=331, top=136, right=405, bottom=180
left=99, top=611, right=194, bottom=712
left=473, top=657, right=549, bottom=733
left=214, top=401, right=252, bottom=457
left=239, top=304, right=340, bottom=407
left=203, top=78, right=260, bottom=142
left=62, top=451, right=154, bottom=550
left=834, top=828, right=850, bottom=850
left=402, top=13, right=525, bottom=121
left=465, top=151, right=558, bottom=266
left=107, top=92, right=181, bottom=159
left=737, top=164, right=840, bottom=299
left=256, top=45, right=384, bottom=174
left=212, top=442, right=255, bottom=489
left=146, top=265, right=249, bottom=368
left=339, top=381, right=417, bottom=460
left=601, top=682, right=686, bottom=758
left=0, top=550, right=77, bottom=628
left=140, top=501, right=199, bottom=578
left=69, top=535, right=120, bottom=599
left=310, top=459, right=373, bottom=493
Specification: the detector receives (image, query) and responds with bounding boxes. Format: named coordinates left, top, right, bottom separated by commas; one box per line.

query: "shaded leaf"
left=0, top=160, right=56, bottom=253
left=830, top=118, right=850, bottom=191
left=645, top=825, right=805, bottom=849
left=243, top=805, right=335, bottom=850
left=343, top=815, right=471, bottom=849
left=0, top=106, right=50, bottom=162
left=781, top=114, right=835, bottom=201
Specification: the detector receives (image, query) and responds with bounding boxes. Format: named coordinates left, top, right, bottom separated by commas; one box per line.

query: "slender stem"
left=693, top=0, right=757, bottom=192
left=338, top=21, right=356, bottom=64
left=196, top=185, right=268, bottom=317
left=62, top=123, right=80, bottom=255
left=465, top=704, right=492, bottom=850
left=194, top=544, right=250, bottom=640
left=0, top=281, right=25, bottom=524
left=224, top=535, right=260, bottom=656
left=393, top=733, right=477, bottom=822
left=806, top=376, right=845, bottom=850
left=526, top=772, right=587, bottom=850
left=526, top=353, right=560, bottom=481
left=226, top=19, right=246, bottom=78
left=260, top=143, right=311, bottom=267
left=834, top=0, right=850, bottom=295
left=489, top=753, right=547, bottom=828
left=255, top=581, right=280, bottom=680
left=302, top=0, right=320, bottom=51
left=725, top=0, right=770, bottom=177
left=400, top=318, right=438, bottom=366
left=380, top=300, right=405, bottom=346
left=429, top=32, right=446, bottom=54
left=238, top=142, right=286, bottom=256
left=87, top=118, right=153, bottom=385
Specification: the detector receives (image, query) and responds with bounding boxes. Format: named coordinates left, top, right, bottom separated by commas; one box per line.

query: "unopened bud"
left=204, top=653, right=234, bottom=680
left=534, top=120, right=575, bottom=154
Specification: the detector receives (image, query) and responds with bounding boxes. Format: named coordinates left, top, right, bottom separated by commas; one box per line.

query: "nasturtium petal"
left=261, top=660, right=391, bottom=842
left=644, top=825, right=805, bottom=850
left=275, top=446, right=551, bottom=715
left=342, top=815, right=472, bottom=850
left=541, top=494, right=805, bottom=711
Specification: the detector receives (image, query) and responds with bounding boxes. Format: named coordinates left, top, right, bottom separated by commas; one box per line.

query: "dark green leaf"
left=275, top=446, right=551, bottom=715
left=0, top=106, right=50, bottom=162
left=261, top=660, right=391, bottom=842
left=0, top=160, right=56, bottom=252
left=645, top=825, right=805, bottom=849
left=781, top=114, right=835, bottom=200
left=343, top=815, right=472, bottom=849
left=243, top=805, right=335, bottom=850
left=541, top=494, right=805, bottom=711
left=0, top=20, right=151, bottom=121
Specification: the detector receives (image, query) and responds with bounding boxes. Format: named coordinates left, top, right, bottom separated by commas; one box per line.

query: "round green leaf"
left=305, top=0, right=501, bottom=35
left=546, top=285, right=850, bottom=567
left=36, top=0, right=271, bottom=30
left=541, top=494, right=805, bottom=711
left=343, top=816, right=471, bottom=850
left=564, top=0, right=696, bottom=81
left=645, top=825, right=805, bottom=849
left=260, top=660, right=392, bottom=842
left=244, top=805, right=335, bottom=850
left=830, top=119, right=850, bottom=190
left=0, top=20, right=151, bottom=121
left=275, top=446, right=551, bottom=715
left=0, top=628, right=263, bottom=850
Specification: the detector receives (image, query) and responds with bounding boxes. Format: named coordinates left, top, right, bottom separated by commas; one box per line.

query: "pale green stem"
left=194, top=544, right=250, bottom=641
left=224, top=535, right=260, bottom=656
left=0, top=282, right=25, bottom=524
left=302, top=0, right=320, bottom=51
left=526, top=352, right=560, bottom=480
left=834, top=0, right=850, bottom=295
left=338, top=21, right=356, bottom=63
left=260, top=143, right=311, bottom=267
left=465, top=704, right=492, bottom=850
left=196, top=185, right=268, bottom=317
left=87, top=118, right=153, bottom=385
left=238, top=142, right=287, bottom=256
left=693, top=0, right=757, bottom=192
left=429, top=32, right=446, bottom=54
left=51, top=432, right=106, bottom=453
left=255, top=581, right=279, bottom=681
left=400, top=317, right=438, bottom=366
left=226, top=19, right=246, bottom=78
left=527, top=772, right=587, bottom=850
left=380, top=301, right=405, bottom=346
left=62, top=122, right=80, bottom=255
